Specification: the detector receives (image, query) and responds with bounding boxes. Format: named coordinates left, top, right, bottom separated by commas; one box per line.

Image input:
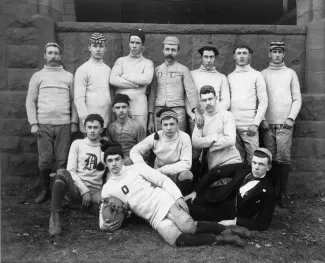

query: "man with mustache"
left=148, top=36, right=203, bottom=133
left=106, top=93, right=146, bottom=166
left=26, top=42, right=78, bottom=204
left=110, top=29, right=154, bottom=133
left=227, top=44, right=268, bottom=165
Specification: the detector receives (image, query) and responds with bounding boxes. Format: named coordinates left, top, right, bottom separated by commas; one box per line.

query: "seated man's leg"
left=176, top=170, right=193, bottom=196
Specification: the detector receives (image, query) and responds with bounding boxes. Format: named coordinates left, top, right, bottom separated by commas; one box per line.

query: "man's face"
left=233, top=48, right=251, bottom=66
left=85, top=120, right=103, bottom=141
left=106, top=154, right=124, bottom=175
left=113, top=102, right=129, bottom=120
left=88, top=43, right=107, bottom=60
left=251, top=156, right=271, bottom=178
left=129, top=36, right=143, bottom=56
left=161, top=117, right=178, bottom=139
left=200, top=92, right=217, bottom=114
left=202, top=50, right=216, bottom=69
left=269, top=49, right=285, bottom=64
left=163, top=44, right=179, bottom=63
left=44, top=46, right=61, bottom=67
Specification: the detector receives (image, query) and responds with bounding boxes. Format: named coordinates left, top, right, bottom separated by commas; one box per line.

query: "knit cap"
left=154, top=107, right=178, bottom=140
left=270, top=41, right=285, bottom=51
left=44, top=42, right=61, bottom=54
left=129, top=29, right=145, bottom=44
left=113, top=93, right=130, bottom=106
left=101, top=140, right=124, bottom=161
left=90, top=33, right=106, bottom=44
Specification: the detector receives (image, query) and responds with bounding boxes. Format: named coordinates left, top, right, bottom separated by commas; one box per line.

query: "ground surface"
left=1, top=188, right=325, bottom=263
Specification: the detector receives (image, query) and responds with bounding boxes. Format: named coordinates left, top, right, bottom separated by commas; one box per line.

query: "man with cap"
left=49, top=114, right=107, bottom=236
left=106, top=93, right=146, bottom=166
left=74, top=32, right=112, bottom=134
left=148, top=36, right=203, bottom=133
left=227, top=44, right=268, bottom=165
left=26, top=42, right=78, bottom=204
left=185, top=148, right=277, bottom=231
left=261, top=41, right=301, bottom=208
left=100, top=141, right=253, bottom=247
left=130, top=107, right=193, bottom=195
left=110, top=29, right=154, bottom=132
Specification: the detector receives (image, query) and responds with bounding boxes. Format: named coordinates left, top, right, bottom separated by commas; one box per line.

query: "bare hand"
left=195, top=110, right=205, bottom=129
left=283, top=118, right=294, bottom=129
left=71, top=123, right=78, bottom=133
left=101, top=219, right=122, bottom=232
left=31, top=124, right=41, bottom=136
left=260, top=120, right=269, bottom=130
left=175, top=197, right=189, bottom=213
left=82, top=192, right=92, bottom=208
left=184, top=192, right=197, bottom=204
left=247, top=124, right=258, bottom=137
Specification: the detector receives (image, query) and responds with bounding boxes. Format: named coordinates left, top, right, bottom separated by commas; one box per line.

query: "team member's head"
left=84, top=114, right=104, bottom=142
left=233, top=44, right=253, bottom=66
left=44, top=42, right=61, bottom=67
left=269, top=41, right=285, bottom=65
left=156, top=107, right=179, bottom=139
left=88, top=32, right=107, bottom=61
left=129, top=29, right=145, bottom=56
left=198, top=42, right=219, bottom=70
left=113, top=93, right=131, bottom=121
left=199, top=85, right=217, bottom=114
left=162, top=36, right=180, bottom=64
left=103, top=142, right=124, bottom=175
left=251, top=148, right=272, bottom=178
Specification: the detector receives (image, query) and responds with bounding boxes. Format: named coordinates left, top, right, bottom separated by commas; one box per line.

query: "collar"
left=110, top=165, right=127, bottom=180
left=268, top=62, right=286, bottom=70
left=200, top=65, right=218, bottom=72
left=44, top=65, right=63, bottom=71
left=84, top=137, right=101, bottom=147
left=205, top=107, right=219, bottom=117
left=234, top=64, right=252, bottom=73
left=164, top=60, right=177, bottom=67
left=129, top=52, right=143, bottom=59
left=161, top=130, right=180, bottom=141
left=89, top=57, right=104, bottom=64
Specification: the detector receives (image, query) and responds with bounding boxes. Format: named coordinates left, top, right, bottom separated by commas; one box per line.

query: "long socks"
left=195, top=221, right=226, bottom=235
left=51, top=175, right=68, bottom=211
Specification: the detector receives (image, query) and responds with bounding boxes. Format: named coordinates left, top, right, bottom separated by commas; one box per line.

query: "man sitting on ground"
left=130, top=107, right=193, bottom=195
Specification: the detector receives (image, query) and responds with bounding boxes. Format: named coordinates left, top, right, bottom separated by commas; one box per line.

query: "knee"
left=178, top=171, right=193, bottom=181
left=178, top=218, right=197, bottom=234
left=55, top=169, right=70, bottom=183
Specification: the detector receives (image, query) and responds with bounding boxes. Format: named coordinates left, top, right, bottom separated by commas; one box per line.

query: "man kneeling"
left=99, top=142, right=253, bottom=247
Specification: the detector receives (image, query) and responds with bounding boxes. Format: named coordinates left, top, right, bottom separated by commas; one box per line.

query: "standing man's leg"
left=238, top=127, right=259, bottom=165
left=54, top=124, right=71, bottom=170
left=173, top=107, right=187, bottom=132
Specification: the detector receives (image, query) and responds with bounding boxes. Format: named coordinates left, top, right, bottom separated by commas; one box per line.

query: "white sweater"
left=228, top=65, right=268, bottom=127
left=262, top=63, right=301, bottom=124
left=100, top=163, right=183, bottom=229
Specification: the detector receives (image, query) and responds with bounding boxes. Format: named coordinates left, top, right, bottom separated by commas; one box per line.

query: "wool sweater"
left=26, top=65, right=77, bottom=125
left=192, top=109, right=242, bottom=169
left=100, top=163, right=183, bottom=230
left=74, top=59, right=112, bottom=127
left=130, top=130, right=192, bottom=176
left=110, top=53, right=154, bottom=116
left=227, top=65, right=268, bottom=127
left=261, top=63, right=301, bottom=124
left=67, top=138, right=105, bottom=196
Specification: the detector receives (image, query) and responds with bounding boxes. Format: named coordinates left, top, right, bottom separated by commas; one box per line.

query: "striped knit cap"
left=270, top=41, right=285, bottom=51
left=90, top=33, right=106, bottom=44
left=156, top=107, right=178, bottom=123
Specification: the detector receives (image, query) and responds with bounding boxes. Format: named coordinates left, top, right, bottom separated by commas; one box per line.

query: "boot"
left=35, top=169, right=51, bottom=204
left=49, top=210, right=61, bottom=236
left=278, top=164, right=291, bottom=208
left=226, top=225, right=256, bottom=239
left=214, top=230, right=243, bottom=247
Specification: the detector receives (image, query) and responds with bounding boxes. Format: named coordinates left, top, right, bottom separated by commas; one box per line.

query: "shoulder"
left=227, top=70, right=235, bottom=78
left=75, top=62, right=88, bottom=73
left=70, top=139, right=84, bottom=149
left=129, top=118, right=144, bottom=130
left=190, top=68, right=199, bottom=75
left=142, top=57, right=154, bottom=66
left=177, top=62, right=190, bottom=72
left=178, top=130, right=191, bottom=142
left=102, top=63, right=111, bottom=71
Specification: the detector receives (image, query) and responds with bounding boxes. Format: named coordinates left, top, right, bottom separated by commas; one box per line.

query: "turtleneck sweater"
left=192, top=109, right=242, bottom=169
left=110, top=53, right=154, bottom=116
left=67, top=137, right=105, bottom=195
left=261, top=62, right=301, bottom=124
left=26, top=65, right=77, bottom=125
left=74, top=58, right=112, bottom=128
left=130, top=130, right=192, bottom=176
left=227, top=64, right=268, bottom=127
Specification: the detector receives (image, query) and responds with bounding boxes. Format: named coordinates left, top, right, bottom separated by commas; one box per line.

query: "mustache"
left=166, top=55, right=174, bottom=59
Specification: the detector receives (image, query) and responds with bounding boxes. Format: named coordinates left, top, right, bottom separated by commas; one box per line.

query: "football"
left=101, top=197, right=126, bottom=224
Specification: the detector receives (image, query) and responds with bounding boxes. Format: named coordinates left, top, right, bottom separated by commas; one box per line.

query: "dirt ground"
left=1, top=188, right=325, bottom=263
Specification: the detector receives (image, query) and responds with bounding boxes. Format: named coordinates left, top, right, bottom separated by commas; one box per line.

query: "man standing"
left=261, top=41, right=302, bottom=208
left=74, top=33, right=112, bottom=134
left=110, top=29, right=154, bottom=132
left=130, top=107, right=193, bottom=195
left=26, top=42, right=78, bottom=204
left=106, top=93, right=146, bottom=166
left=148, top=36, right=204, bottom=133
left=228, top=44, right=268, bottom=164
left=49, top=114, right=106, bottom=236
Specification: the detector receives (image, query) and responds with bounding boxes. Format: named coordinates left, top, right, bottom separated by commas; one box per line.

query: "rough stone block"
left=7, top=68, right=39, bottom=90
left=21, top=136, right=37, bottom=153
left=289, top=171, right=325, bottom=194
left=0, top=92, right=27, bottom=118
left=294, top=121, right=325, bottom=138
left=0, top=37, right=7, bottom=68
left=291, top=138, right=315, bottom=158
left=0, top=67, right=6, bottom=90
left=0, top=118, right=31, bottom=136
left=314, top=138, right=325, bottom=159
left=4, top=1, right=38, bottom=18
left=64, top=2, right=75, bottom=14
left=307, top=49, right=325, bottom=72
left=0, top=15, right=5, bottom=37
left=7, top=45, right=39, bottom=68
left=297, top=94, right=325, bottom=121
left=6, top=27, right=41, bottom=45
left=62, top=14, right=76, bottom=22
left=294, top=158, right=325, bottom=172
left=307, top=20, right=325, bottom=49
left=8, top=153, right=38, bottom=177
left=306, top=72, right=325, bottom=93
left=0, top=136, right=21, bottom=153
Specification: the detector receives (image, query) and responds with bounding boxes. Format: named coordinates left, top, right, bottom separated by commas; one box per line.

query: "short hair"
left=200, top=85, right=216, bottom=97
left=199, top=47, right=217, bottom=56
left=161, top=115, right=178, bottom=123
left=253, top=151, right=271, bottom=165
left=84, top=114, right=104, bottom=128
left=233, top=45, right=253, bottom=54
left=163, top=43, right=180, bottom=52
